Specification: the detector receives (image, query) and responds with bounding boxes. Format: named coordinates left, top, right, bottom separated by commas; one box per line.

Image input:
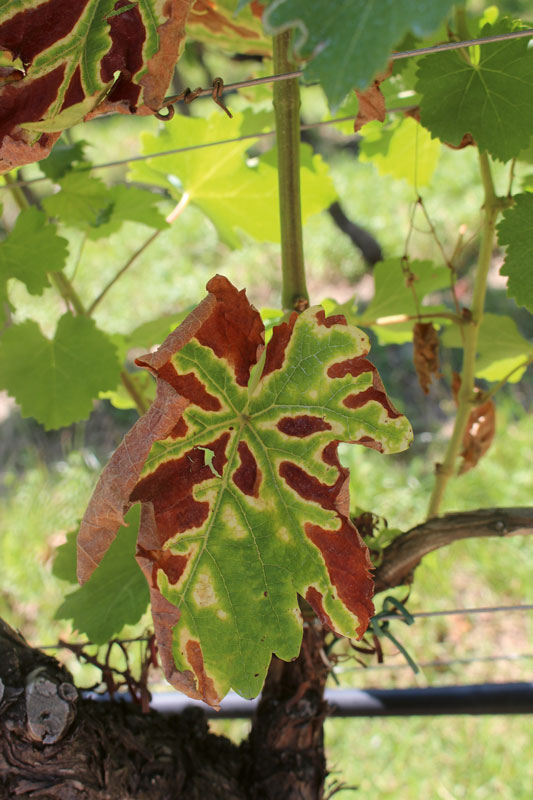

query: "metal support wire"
left=85, top=682, right=533, bottom=718
left=3, top=27, right=533, bottom=189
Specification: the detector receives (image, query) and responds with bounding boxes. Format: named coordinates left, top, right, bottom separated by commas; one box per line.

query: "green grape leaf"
left=85, top=184, right=169, bottom=239
left=130, top=111, right=336, bottom=247
left=497, top=193, right=533, bottom=312
left=0, top=207, right=68, bottom=323
left=261, top=0, right=455, bottom=109
left=0, top=312, right=121, bottom=429
left=344, top=259, right=451, bottom=344
left=55, top=506, right=149, bottom=643
left=442, top=313, right=533, bottom=383
left=416, top=18, right=533, bottom=162
left=39, top=139, right=90, bottom=180
left=187, top=0, right=271, bottom=55
left=42, top=172, right=167, bottom=237
left=52, top=530, right=78, bottom=584
left=77, top=276, right=412, bottom=706
left=42, top=172, right=112, bottom=229
left=359, top=116, right=441, bottom=187
left=0, top=0, right=195, bottom=172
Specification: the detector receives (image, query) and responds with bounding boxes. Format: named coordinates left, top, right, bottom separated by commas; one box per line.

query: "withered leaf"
left=354, top=66, right=392, bottom=133
left=77, top=276, right=412, bottom=706
left=413, top=321, right=440, bottom=394
left=459, top=395, right=496, bottom=474
left=0, top=0, right=196, bottom=173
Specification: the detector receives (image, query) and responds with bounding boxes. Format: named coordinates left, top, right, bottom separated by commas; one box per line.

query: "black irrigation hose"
left=85, top=683, right=533, bottom=718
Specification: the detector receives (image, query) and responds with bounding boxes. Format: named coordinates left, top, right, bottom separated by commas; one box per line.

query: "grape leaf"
left=344, top=259, right=451, bottom=344
left=0, top=0, right=196, bottom=172
left=187, top=0, right=271, bottom=55
left=0, top=207, right=68, bottom=323
left=130, top=111, right=336, bottom=247
left=42, top=172, right=168, bottom=238
left=52, top=530, right=78, bottom=584
left=55, top=505, right=149, bottom=643
left=261, top=0, right=455, bottom=109
left=416, top=18, right=533, bottom=163
left=359, top=116, right=441, bottom=187
left=77, top=276, right=412, bottom=705
left=39, top=139, right=89, bottom=180
left=0, top=312, right=121, bottom=429
left=497, top=193, right=533, bottom=312
left=442, top=313, right=533, bottom=383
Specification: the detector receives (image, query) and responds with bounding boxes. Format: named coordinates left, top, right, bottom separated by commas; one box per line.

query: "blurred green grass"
left=1, top=82, right=532, bottom=796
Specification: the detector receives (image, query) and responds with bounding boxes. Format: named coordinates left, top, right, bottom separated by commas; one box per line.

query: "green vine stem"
left=273, top=31, right=309, bottom=311
left=426, top=151, right=501, bottom=519
left=87, top=193, right=191, bottom=315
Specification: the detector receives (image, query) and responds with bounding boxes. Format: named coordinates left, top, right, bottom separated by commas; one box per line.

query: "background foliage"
left=1, top=0, right=532, bottom=795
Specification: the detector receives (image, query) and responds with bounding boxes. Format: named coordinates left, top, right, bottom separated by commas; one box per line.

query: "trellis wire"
left=2, top=26, right=533, bottom=189
left=335, top=652, right=533, bottom=673
left=164, top=27, right=533, bottom=99
left=35, top=604, right=533, bottom=651
left=0, top=110, right=403, bottom=189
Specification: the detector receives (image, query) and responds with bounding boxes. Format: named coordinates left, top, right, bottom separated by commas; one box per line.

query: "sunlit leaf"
left=130, top=111, right=336, bottom=246
left=359, top=116, right=441, bottom=187
left=77, top=276, right=412, bottom=705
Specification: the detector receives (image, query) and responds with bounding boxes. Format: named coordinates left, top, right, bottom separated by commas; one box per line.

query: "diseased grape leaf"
left=187, top=0, right=271, bottom=54
left=0, top=207, right=68, bottom=324
left=442, top=313, right=533, bottom=383
left=359, top=116, right=441, bottom=187
left=261, top=0, right=455, bottom=109
left=42, top=172, right=168, bottom=238
left=416, top=18, right=533, bottom=163
left=341, top=259, right=451, bottom=344
left=497, top=193, right=533, bottom=312
left=130, top=111, right=336, bottom=247
left=0, top=0, right=196, bottom=173
left=55, top=506, right=149, bottom=643
left=77, top=276, right=412, bottom=706
left=0, top=312, right=121, bottom=429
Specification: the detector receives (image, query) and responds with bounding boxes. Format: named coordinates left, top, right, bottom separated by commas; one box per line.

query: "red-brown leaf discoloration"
left=232, top=440, right=261, bottom=497
left=261, top=312, right=298, bottom=378
left=186, top=640, right=219, bottom=707
left=130, top=432, right=230, bottom=538
left=156, top=364, right=222, bottom=411
left=277, top=415, right=332, bottom=438
left=197, top=276, right=264, bottom=387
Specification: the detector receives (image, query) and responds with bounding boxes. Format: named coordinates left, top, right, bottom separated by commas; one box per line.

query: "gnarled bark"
left=374, top=507, right=533, bottom=593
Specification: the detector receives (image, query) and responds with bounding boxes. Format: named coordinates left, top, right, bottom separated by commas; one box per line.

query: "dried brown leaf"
left=413, top=322, right=440, bottom=394
left=459, top=396, right=496, bottom=474
left=354, top=65, right=392, bottom=133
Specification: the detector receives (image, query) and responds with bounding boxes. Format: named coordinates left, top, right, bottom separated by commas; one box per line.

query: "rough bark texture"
left=374, top=507, right=533, bottom=594
left=3, top=507, right=532, bottom=798
left=0, top=618, right=328, bottom=800
left=244, top=619, right=329, bottom=800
